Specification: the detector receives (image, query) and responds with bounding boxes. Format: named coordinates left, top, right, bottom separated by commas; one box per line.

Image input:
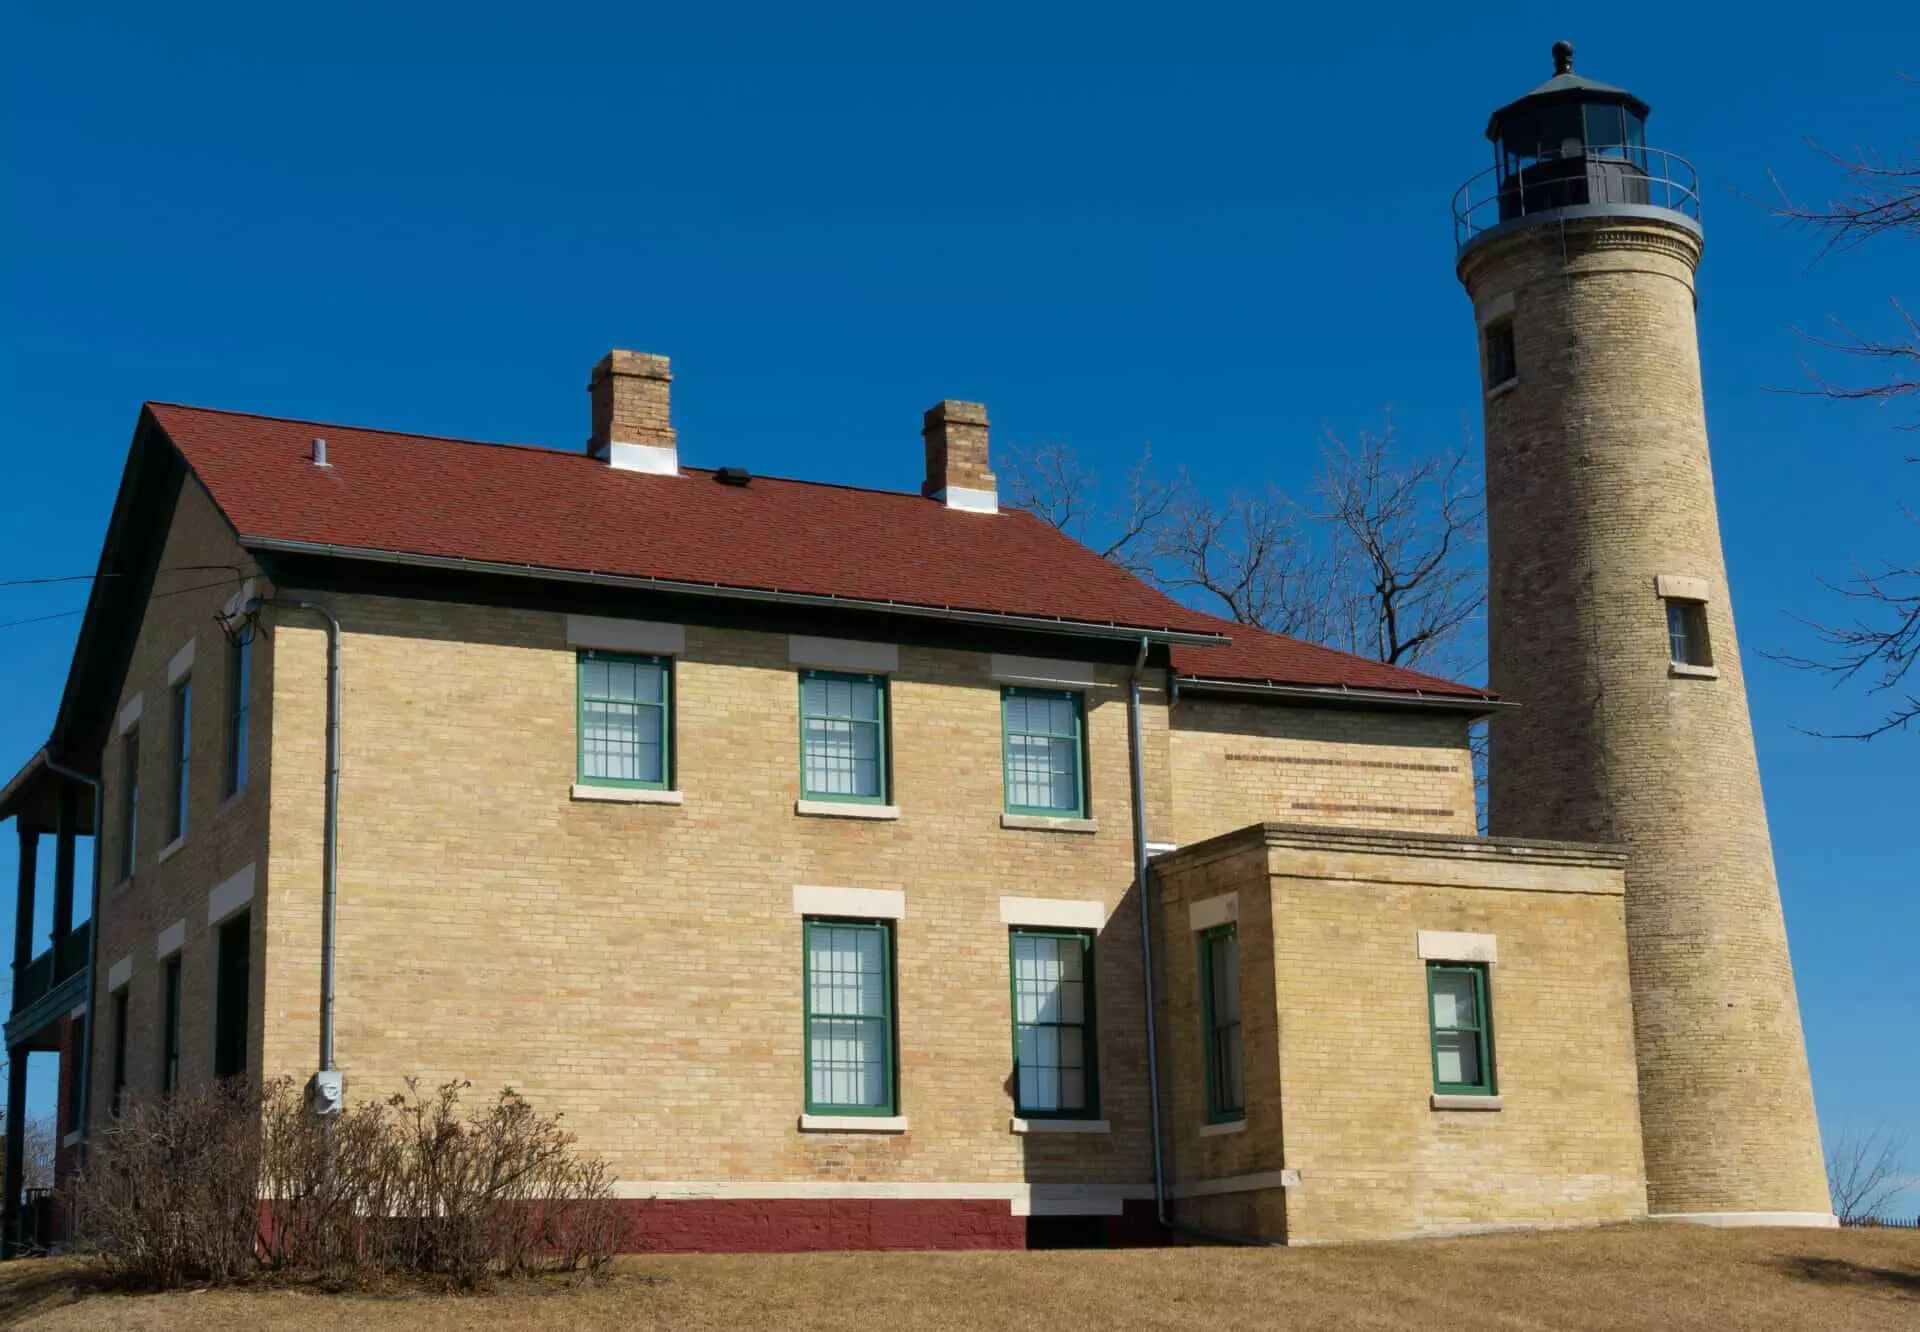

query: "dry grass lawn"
left=2, top=1222, right=1915, bottom=1330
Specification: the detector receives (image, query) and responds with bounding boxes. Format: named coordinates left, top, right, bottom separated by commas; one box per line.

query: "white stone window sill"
left=1010, top=1117, right=1110, bottom=1134
left=1199, top=1118, right=1247, bottom=1138
left=62, top=1130, right=82, bottom=1149
left=110, top=877, right=131, bottom=898
left=1000, top=813, right=1099, bottom=834
left=214, top=788, right=247, bottom=820
left=571, top=784, right=684, bottom=805
left=1669, top=662, right=1720, bottom=680
left=157, top=835, right=187, bottom=864
left=1486, top=376, right=1520, bottom=401
left=798, top=1113, right=908, bottom=1133
left=1431, top=1094, right=1503, bottom=1111
left=795, top=800, right=900, bottom=821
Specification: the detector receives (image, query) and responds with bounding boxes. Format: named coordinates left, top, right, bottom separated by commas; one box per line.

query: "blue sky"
left=3, top=4, right=1914, bottom=1197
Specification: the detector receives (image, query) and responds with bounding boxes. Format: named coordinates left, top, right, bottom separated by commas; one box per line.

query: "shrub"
left=67, top=1076, right=628, bottom=1291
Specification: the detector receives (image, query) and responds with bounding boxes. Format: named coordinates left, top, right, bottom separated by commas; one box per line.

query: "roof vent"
left=311, top=437, right=331, bottom=468
left=715, top=466, right=752, bottom=487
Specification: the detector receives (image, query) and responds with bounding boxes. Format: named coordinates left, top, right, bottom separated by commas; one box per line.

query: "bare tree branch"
left=1758, top=95, right=1920, bottom=738
left=1826, top=1123, right=1915, bottom=1223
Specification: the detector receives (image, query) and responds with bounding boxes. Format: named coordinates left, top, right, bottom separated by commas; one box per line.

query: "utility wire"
left=0, top=575, right=256, bottom=635
left=0, top=563, right=250, bottom=591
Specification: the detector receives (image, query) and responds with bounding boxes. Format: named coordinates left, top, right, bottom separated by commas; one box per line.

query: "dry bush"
left=67, top=1076, right=628, bottom=1291
left=62, top=1079, right=264, bottom=1288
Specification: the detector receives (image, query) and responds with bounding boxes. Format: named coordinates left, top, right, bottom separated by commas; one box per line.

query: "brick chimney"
left=589, top=351, right=678, bottom=475
left=921, top=400, right=996, bottom=513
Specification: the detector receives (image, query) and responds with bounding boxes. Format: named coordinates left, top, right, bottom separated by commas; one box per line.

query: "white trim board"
left=566, top=615, right=685, bottom=656
left=155, top=919, right=186, bottom=960
left=167, top=637, right=196, bottom=685
left=607, top=1179, right=1152, bottom=1218
left=1417, top=930, right=1497, bottom=963
left=107, top=955, right=133, bottom=992
left=118, top=693, right=143, bottom=734
left=207, top=863, right=256, bottom=925
left=999, top=896, right=1107, bottom=930
left=989, top=655, right=1097, bottom=688
left=792, top=885, right=906, bottom=920
left=789, top=635, right=898, bottom=673
left=1188, top=892, right=1238, bottom=933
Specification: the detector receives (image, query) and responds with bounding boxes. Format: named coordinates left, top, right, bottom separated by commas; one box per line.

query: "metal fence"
left=1452, top=146, right=1702, bottom=250
left=1840, top=1214, right=1920, bottom=1229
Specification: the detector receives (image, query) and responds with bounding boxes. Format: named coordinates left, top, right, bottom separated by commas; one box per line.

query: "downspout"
left=257, top=597, right=343, bottom=1104
left=1128, top=636, right=1168, bottom=1229
left=41, top=756, right=101, bottom=1140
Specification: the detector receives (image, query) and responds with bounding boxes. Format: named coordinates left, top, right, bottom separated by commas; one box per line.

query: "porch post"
left=10, top=825, right=34, bottom=980
left=3, top=1045, right=25, bottom=1257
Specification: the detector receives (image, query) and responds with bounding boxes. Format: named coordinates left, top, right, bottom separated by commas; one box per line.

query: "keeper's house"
left=3, top=351, right=1646, bottom=1251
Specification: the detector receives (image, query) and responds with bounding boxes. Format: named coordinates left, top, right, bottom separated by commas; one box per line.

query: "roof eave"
left=1174, top=674, right=1510, bottom=716
left=240, top=536, right=1234, bottom=647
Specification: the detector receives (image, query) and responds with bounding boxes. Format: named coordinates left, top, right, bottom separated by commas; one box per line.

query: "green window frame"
left=1428, top=962, right=1497, bottom=1096
left=1001, top=687, right=1087, bottom=817
left=169, top=678, right=191, bottom=842
left=576, top=651, right=672, bottom=789
left=214, top=909, right=252, bottom=1080
left=798, top=670, right=888, bottom=804
left=803, top=918, right=896, bottom=1115
left=161, top=956, right=182, bottom=1095
left=1200, top=923, right=1245, bottom=1123
left=1009, top=929, right=1098, bottom=1118
left=225, top=629, right=251, bottom=797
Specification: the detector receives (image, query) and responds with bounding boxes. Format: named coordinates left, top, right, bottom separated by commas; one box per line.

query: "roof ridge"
left=145, top=401, right=1029, bottom=510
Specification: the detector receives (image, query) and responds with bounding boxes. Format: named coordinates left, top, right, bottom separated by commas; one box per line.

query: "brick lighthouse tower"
left=1453, top=43, right=1834, bottom=1225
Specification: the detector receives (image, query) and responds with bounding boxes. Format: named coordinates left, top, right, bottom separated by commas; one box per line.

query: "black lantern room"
left=1453, top=42, right=1700, bottom=249
left=1487, top=41, right=1650, bottom=219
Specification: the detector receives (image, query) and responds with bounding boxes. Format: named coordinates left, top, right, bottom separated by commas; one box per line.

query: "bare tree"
left=1763, top=101, right=1920, bottom=739
left=1001, top=417, right=1486, bottom=680
left=1314, top=423, right=1487, bottom=679
left=1826, top=1123, right=1914, bottom=1223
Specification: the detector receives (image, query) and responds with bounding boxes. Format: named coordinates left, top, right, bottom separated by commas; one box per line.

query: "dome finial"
left=1552, top=40, right=1575, bottom=76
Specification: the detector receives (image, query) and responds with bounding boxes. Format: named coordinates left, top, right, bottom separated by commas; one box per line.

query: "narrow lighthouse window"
left=1484, top=320, right=1518, bottom=390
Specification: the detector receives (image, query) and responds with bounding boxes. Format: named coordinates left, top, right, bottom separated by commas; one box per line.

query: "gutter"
left=1126, top=637, right=1169, bottom=1230
left=40, top=755, right=101, bottom=1139
left=239, top=536, right=1231, bottom=648
left=1174, top=675, right=1512, bottom=716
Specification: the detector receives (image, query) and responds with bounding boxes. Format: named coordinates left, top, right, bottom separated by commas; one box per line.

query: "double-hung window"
left=225, top=630, right=251, bottom=796
left=161, top=956, right=182, bottom=1095
left=111, top=988, right=130, bottom=1115
left=803, top=919, right=895, bottom=1115
left=169, top=679, right=191, bottom=842
left=1010, top=930, right=1097, bottom=1118
left=214, top=910, right=251, bottom=1080
left=799, top=671, right=887, bottom=803
left=1002, top=688, right=1086, bottom=817
left=577, top=652, right=671, bottom=789
left=1428, top=962, right=1496, bottom=1096
left=1200, top=924, right=1245, bottom=1122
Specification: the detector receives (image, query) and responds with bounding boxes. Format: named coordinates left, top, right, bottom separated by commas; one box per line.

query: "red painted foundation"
left=614, top=1198, right=1168, bottom=1252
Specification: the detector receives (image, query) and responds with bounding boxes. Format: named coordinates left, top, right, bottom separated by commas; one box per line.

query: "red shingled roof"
left=148, top=403, right=1489, bottom=700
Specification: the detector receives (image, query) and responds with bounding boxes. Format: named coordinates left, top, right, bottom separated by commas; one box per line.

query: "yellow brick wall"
left=1155, top=826, right=1647, bottom=1244
left=1167, top=697, right=1475, bottom=844
left=259, top=594, right=1158, bottom=1191
left=86, top=477, right=272, bottom=1110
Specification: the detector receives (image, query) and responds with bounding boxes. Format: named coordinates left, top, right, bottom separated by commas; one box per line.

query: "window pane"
left=1224, top=1025, right=1244, bottom=1109
left=1430, top=970, right=1478, bottom=1030
left=1435, top=1030, right=1482, bottom=1087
